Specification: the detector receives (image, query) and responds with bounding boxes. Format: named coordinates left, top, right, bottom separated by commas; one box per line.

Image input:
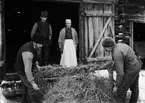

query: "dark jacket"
left=31, top=21, right=52, bottom=47
left=112, top=43, right=143, bottom=87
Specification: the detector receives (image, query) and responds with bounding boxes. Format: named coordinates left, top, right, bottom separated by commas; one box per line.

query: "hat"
left=32, top=34, right=44, bottom=44
left=65, top=19, right=71, bottom=23
left=40, top=11, right=48, bottom=18
left=102, top=37, right=115, bottom=47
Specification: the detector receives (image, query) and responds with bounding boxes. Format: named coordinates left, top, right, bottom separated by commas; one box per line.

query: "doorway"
left=4, top=0, right=80, bottom=73
left=133, top=22, right=145, bottom=68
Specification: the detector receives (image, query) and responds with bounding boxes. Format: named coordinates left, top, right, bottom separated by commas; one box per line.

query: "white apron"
left=60, top=39, right=77, bottom=67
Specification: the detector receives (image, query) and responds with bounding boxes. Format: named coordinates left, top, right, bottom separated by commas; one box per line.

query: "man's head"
left=65, top=19, right=71, bottom=28
left=40, top=11, right=48, bottom=22
left=32, top=34, right=44, bottom=49
left=102, top=37, right=115, bottom=52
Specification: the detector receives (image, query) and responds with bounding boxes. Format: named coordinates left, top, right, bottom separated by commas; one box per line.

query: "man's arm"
left=30, top=23, right=38, bottom=38
left=113, top=51, right=124, bottom=87
left=22, top=52, right=39, bottom=90
left=22, top=52, right=35, bottom=84
left=49, top=24, right=52, bottom=39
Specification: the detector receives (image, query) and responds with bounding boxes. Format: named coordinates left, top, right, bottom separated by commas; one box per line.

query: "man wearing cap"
left=14, top=34, right=44, bottom=103
left=102, top=37, right=142, bottom=103
left=31, top=10, right=52, bottom=65
left=58, top=19, right=78, bottom=67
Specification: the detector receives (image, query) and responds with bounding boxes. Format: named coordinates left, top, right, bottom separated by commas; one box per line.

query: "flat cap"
left=102, top=37, right=115, bottom=47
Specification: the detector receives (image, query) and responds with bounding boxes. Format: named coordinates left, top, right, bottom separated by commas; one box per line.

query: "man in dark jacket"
left=31, top=10, right=52, bottom=65
left=14, top=34, right=44, bottom=103
left=102, top=37, right=143, bottom=103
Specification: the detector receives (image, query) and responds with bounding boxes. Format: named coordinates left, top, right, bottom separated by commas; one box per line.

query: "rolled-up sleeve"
left=113, top=50, right=124, bottom=87
left=22, top=52, right=35, bottom=85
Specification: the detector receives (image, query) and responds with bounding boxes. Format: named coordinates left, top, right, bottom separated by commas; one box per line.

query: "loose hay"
left=34, top=60, right=115, bottom=103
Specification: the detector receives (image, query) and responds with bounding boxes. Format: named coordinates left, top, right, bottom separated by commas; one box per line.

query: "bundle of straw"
left=34, top=60, right=115, bottom=103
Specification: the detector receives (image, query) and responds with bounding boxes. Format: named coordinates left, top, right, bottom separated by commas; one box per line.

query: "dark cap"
left=32, top=34, right=44, bottom=44
left=102, top=37, right=115, bottom=47
left=40, top=11, right=48, bottom=18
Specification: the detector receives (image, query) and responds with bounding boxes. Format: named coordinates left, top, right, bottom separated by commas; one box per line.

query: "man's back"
left=113, top=43, right=142, bottom=74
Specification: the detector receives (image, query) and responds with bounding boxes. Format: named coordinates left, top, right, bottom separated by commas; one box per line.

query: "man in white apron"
left=58, top=19, right=78, bottom=67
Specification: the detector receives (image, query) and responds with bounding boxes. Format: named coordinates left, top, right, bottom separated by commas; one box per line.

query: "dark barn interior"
left=4, top=0, right=79, bottom=73
left=133, top=22, right=145, bottom=41
left=133, top=22, right=145, bottom=68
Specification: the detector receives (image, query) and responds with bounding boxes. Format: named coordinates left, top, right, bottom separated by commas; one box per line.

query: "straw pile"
left=34, top=59, right=115, bottom=103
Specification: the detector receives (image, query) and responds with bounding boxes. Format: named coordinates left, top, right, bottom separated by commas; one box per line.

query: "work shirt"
left=112, top=43, right=142, bottom=87
left=14, top=42, right=38, bottom=85
left=22, top=51, right=35, bottom=85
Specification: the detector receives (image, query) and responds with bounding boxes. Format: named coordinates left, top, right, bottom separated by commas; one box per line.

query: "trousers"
left=116, top=71, right=139, bottom=103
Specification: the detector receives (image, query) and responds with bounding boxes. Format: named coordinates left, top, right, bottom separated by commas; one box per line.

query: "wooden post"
left=130, top=22, right=133, bottom=49
left=88, top=17, right=111, bottom=58
left=0, top=0, right=2, bottom=61
left=109, top=22, right=115, bottom=39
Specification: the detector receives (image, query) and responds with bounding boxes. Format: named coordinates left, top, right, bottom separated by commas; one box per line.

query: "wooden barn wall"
left=123, top=3, right=145, bottom=23
left=129, top=11, right=145, bottom=23
left=80, top=3, right=114, bottom=59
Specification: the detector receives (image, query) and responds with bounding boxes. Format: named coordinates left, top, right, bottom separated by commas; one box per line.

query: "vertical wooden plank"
left=88, top=17, right=94, bottom=55
left=79, top=2, right=85, bottom=61
left=98, top=4, right=104, bottom=58
left=112, top=3, right=115, bottom=40
left=0, top=12, right=2, bottom=60
left=110, top=21, right=115, bottom=39
left=93, top=17, right=98, bottom=57
left=0, top=0, right=2, bottom=60
left=1, top=0, right=6, bottom=78
left=98, top=17, right=104, bottom=57
left=85, top=17, right=88, bottom=57
left=130, top=22, right=133, bottom=49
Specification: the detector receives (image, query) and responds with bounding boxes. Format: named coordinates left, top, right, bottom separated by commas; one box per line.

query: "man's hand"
left=0, top=61, right=4, bottom=67
left=36, top=64, right=45, bottom=71
left=49, top=36, right=51, bottom=40
left=32, top=83, right=40, bottom=90
left=113, top=86, right=118, bottom=93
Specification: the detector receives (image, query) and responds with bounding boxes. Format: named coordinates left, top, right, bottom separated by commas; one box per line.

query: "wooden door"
left=79, top=2, right=115, bottom=60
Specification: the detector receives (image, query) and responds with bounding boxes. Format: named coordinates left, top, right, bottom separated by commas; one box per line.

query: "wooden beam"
left=130, top=22, right=133, bottom=49
left=83, top=0, right=117, bottom=4
left=32, top=0, right=117, bottom=3
left=85, top=12, right=115, bottom=17
left=109, top=22, right=115, bottom=39
left=88, top=17, right=111, bottom=58
left=32, top=0, right=81, bottom=3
